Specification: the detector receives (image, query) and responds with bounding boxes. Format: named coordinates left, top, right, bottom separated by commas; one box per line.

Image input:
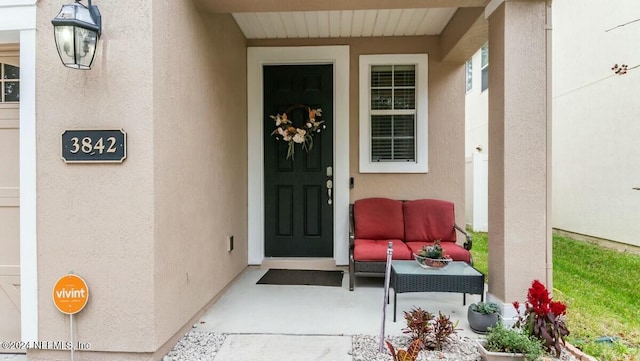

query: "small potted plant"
left=476, top=279, right=570, bottom=360
left=513, top=280, right=569, bottom=357
left=413, top=240, right=452, bottom=269
left=467, top=301, right=500, bottom=333
left=476, top=322, right=544, bottom=361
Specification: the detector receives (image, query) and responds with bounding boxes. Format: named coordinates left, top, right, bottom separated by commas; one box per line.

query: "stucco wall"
left=36, top=0, right=156, bottom=355
left=151, top=4, right=248, bottom=351
left=35, top=1, right=247, bottom=359
left=487, top=1, right=549, bottom=303
left=552, top=0, right=640, bottom=248
left=248, top=36, right=467, bottom=229
left=349, top=38, right=465, bottom=218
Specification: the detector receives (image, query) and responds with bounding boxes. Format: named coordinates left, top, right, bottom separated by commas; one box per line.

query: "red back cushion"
left=354, top=198, right=404, bottom=240
left=403, top=199, right=457, bottom=242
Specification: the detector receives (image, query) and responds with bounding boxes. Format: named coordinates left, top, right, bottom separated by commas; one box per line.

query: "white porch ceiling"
left=232, top=8, right=458, bottom=39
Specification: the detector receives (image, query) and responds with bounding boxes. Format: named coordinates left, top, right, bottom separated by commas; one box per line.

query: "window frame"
left=0, top=61, right=20, bottom=104
left=465, top=58, right=473, bottom=93
left=359, top=54, right=428, bottom=173
left=481, top=44, right=489, bottom=92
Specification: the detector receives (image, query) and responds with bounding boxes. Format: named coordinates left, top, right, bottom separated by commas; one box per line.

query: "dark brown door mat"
left=256, top=269, right=344, bottom=287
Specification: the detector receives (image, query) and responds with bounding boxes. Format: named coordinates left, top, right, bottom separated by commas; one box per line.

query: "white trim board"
left=247, top=46, right=350, bottom=266
left=19, top=28, right=37, bottom=343
left=1, top=0, right=38, bottom=342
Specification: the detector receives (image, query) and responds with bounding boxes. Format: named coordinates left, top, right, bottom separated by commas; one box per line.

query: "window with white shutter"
left=359, top=54, right=428, bottom=173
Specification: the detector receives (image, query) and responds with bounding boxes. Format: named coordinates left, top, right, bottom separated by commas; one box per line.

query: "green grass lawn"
left=469, top=231, right=640, bottom=361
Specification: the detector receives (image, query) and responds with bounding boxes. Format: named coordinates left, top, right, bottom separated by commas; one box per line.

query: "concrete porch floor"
left=195, top=265, right=485, bottom=337
left=0, top=266, right=487, bottom=361
left=181, top=266, right=487, bottom=360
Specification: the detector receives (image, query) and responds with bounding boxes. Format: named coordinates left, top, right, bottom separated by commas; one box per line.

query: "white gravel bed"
left=351, top=334, right=481, bottom=361
left=163, top=331, right=226, bottom=361
left=164, top=330, right=581, bottom=361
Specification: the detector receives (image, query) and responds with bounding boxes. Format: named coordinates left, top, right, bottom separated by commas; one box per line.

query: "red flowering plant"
left=513, top=280, right=570, bottom=357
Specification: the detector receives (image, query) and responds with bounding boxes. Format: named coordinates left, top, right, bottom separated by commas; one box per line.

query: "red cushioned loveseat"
left=348, top=198, right=472, bottom=290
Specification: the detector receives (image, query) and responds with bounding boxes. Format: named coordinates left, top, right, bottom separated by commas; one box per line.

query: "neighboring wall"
left=553, top=0, right=640, bottom=248
left=464, top=47, right=488, bottom=231
left=464, top=48, right=488, bottom=157
left=35, top=1, right=247, bottom=359
left=248, top=36, right=467, bottom=227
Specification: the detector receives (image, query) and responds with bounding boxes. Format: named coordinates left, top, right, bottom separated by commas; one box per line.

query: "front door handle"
left=326, top=180, right=333, bottom=205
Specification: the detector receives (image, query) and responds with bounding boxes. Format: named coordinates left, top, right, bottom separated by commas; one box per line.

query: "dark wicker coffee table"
left=391, top=260, right=485, bottom=322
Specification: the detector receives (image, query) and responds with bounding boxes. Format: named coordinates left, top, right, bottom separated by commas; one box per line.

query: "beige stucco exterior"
left=247, top=35, right=467, bottom=239
left=0, top=0, right=553, bottom=359
left=33, top=1, right=247, bottom=359
left=468, top=0, right=640, bottom=252
left=150, top=6, right=247, bottom=352
left=487, top=1, right=551, bottom=304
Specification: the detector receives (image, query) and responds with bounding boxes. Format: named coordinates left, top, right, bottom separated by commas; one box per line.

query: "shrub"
left=402, top=307, right=457, bottom=350
left=514, top=280, right=570, bottom=357
left=485, top=322, right=544, bottom=361
left=385, top=339, right=422, bottom=361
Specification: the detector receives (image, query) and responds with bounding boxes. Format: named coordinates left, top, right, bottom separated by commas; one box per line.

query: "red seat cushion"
left=354, top=198, right=404, bottom=240
left=406, top=241, right=471, bottom=263
left=403, top=199, right=456, bottom=242
left=353, top=239, right=413, bottom=261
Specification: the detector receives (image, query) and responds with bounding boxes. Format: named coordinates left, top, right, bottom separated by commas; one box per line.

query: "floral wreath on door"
left=270, top=104, right=325, bottom=159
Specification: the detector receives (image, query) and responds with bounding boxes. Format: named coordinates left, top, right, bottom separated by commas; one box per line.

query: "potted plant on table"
left=468, top=301, right=500, bottom=334
left=413, top=240, right=453, bottom=269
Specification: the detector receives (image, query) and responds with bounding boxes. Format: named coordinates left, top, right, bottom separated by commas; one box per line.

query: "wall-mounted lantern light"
left=51, top=0, right=102, bottom=70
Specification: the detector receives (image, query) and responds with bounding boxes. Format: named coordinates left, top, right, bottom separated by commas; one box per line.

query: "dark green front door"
left=263, top=64, right=334, bottom=257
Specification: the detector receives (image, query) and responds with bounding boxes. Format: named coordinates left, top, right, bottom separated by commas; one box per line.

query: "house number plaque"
left=61, top=129, right=127, bottom=163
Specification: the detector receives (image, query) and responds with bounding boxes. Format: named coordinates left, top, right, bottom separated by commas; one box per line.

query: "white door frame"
left=247, top=46, right=350, bottom=265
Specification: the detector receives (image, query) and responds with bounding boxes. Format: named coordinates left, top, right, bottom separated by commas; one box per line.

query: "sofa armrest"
left=455, top=223, right=472, bottom=250
left=349, top=203, right=355, bottom=248
left=349, top=203, right=355, bottom=291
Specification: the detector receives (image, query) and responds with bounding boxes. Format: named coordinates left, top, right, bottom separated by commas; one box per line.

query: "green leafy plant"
left=385, top=339, right=422, bottom=361
left=402, top=307, right=457, bottom=351
left=484, top=322, right=544, bottom=361
left=469, top=302, right=500, bottom=315
left=514, top=280, right=570, bottom=357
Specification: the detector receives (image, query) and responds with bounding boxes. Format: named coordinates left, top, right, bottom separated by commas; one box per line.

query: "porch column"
left=486, top=0, right=552, bottom=311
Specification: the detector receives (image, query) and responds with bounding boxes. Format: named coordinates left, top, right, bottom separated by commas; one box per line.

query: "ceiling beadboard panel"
left=232, top=8, right=457, bottom=39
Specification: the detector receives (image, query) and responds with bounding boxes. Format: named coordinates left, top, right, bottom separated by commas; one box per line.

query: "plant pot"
left=467, top=308, right=500, bottom=334
left=476, top=340, right=526, bottom=361
left=413, top=254, right=452, bottom=269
